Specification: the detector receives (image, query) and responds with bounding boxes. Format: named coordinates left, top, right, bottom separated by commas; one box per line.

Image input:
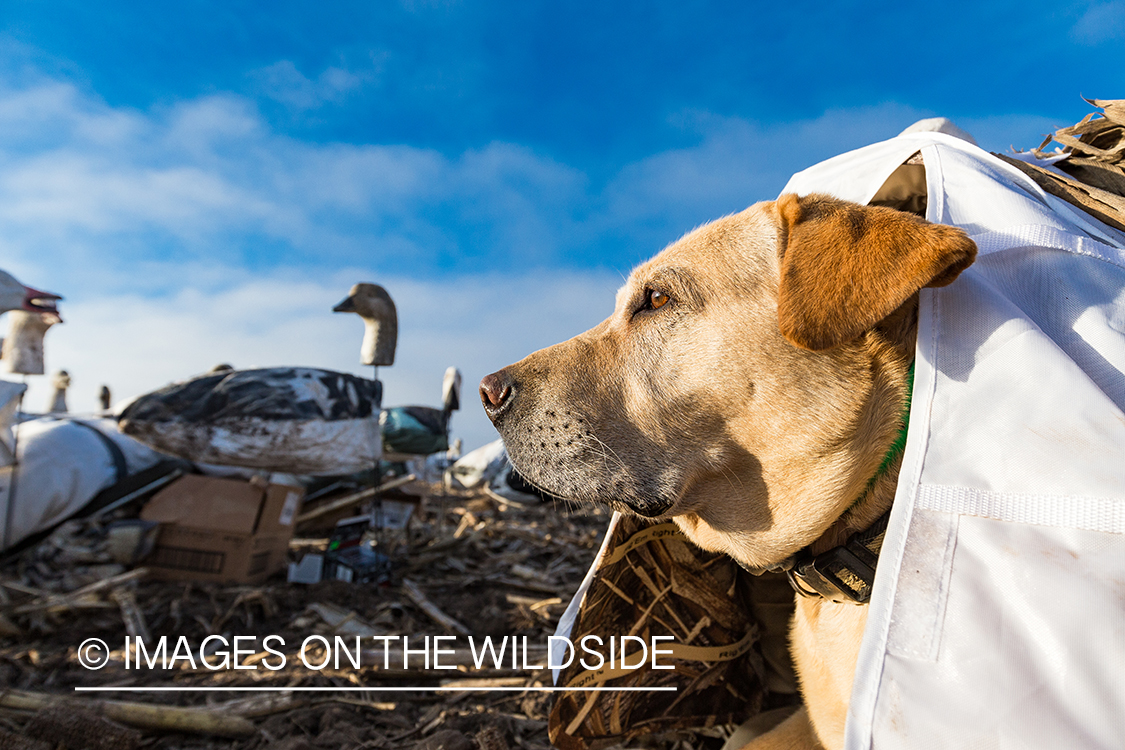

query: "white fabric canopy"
left=784, top=132, right=1125, bottom=749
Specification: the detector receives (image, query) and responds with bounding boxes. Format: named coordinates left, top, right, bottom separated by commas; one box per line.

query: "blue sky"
left=0, top=0, right=1121, bottom=449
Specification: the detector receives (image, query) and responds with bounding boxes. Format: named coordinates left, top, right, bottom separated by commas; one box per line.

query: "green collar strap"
left=865, top=361, right=914, bottom=499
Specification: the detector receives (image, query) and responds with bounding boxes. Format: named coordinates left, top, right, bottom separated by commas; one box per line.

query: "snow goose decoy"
left=2, top=310, right=62, bottom=375
left=49, top=370, right=70, bottom=412
left=118, top=367, right=383, bottom=475
left=333, top=283, right=397, bottom=367
left=0, top=270, right=62, bottom=316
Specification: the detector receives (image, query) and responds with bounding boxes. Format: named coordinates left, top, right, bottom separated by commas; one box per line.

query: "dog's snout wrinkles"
left=479, top=370, right=514, bottom=417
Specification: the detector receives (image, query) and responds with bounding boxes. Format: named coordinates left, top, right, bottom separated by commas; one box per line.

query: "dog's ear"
left=775, top=193, right=976, bottom=351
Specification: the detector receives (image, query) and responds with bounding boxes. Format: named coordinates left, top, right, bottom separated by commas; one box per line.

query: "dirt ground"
left=0, top=487, right=727, bottom=750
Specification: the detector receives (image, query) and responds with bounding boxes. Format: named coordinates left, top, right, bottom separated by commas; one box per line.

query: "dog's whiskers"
left=718, top=461, right=745, bottom=491
left=584, top=431, right=629, bottom=475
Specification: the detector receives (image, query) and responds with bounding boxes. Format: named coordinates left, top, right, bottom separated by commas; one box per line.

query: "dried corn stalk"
left=549, top=515, right=796, bottom=750
left=998, top=98, right=1125, bottom=233
left=1035, top=98, right=1125, bottom=166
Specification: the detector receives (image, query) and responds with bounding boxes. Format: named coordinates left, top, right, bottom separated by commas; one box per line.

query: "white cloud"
left=0, top=76, right=597, bottom=287
left=161, top=95, right=264, bottom=155
left=0, top=153, right=273, bottom=233
left=1070, top=2, right=1125, bottom=44
left=0, top=79, right=142, bottom=149
left=249, top=58, right=384, bottom=111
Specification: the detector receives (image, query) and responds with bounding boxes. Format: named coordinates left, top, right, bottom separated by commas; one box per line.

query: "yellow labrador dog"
left=480, top=193, right=976, bottom=749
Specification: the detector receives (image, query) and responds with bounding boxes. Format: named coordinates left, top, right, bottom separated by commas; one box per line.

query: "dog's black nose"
left=479, top=369, right=514, bottom=418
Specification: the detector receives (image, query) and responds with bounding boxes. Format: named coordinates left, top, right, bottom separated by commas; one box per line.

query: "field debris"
left=0, top=475, right=623, bottom=750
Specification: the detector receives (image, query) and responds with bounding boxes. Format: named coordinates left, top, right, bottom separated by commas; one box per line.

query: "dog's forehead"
left=616, top=202, right=778, bottom=303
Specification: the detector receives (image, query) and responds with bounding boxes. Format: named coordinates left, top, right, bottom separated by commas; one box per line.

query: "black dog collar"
left=785, top=511, right=890, bottom=603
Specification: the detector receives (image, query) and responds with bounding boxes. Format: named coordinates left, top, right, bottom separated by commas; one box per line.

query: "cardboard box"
left=140, top=474, right=304, bottom=584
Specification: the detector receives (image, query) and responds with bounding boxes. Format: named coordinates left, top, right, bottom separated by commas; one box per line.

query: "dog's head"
left=482, top=194, right=975, bottom=568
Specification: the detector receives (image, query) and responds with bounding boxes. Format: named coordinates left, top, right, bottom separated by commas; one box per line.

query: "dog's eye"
left=648, top=290, right=669, bottom=310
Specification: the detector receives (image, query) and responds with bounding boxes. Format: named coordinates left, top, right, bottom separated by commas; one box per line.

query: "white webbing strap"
left=917, top=484, right=1125, bottom=535
left=971, top=224, right=1125, bottom=269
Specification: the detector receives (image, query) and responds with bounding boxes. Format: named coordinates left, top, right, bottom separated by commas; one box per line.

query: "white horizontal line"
left=74, top=686, right=676, bottom=693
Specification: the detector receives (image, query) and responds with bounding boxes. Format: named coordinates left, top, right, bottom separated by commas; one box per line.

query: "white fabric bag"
left=784, top=132, right=1125, bottom=749
left=0, top=416, right=168, bottom=550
